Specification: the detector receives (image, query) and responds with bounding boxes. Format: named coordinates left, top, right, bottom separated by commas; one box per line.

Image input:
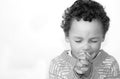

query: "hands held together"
left=73, top=51, right=93, bottom=78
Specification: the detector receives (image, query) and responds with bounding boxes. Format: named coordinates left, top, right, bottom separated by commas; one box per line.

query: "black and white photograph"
left=0, top=0, right=120, bottom=79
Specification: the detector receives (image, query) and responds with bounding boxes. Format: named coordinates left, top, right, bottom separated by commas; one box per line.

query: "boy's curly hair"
left=61, top=0, right=110, bottom=37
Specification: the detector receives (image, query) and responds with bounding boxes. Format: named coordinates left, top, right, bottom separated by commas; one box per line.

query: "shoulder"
left=50, top=50, right=72, bottom=66
left=49, top=51, right=73, bottom=78
left=50, top=55, right=64, bottom=67
left=49, top=55, right=64, bottom=75
left=50, top=52, right=67, bottom=66
left=101, top=50, right=119, bottom=67
left=100, top=50, right=117, bottom=65
left=96, top=50, right=120, bottom=77
left=100, top=50, right=119, bottom=68
left=49, top=51, right=71, bottom=71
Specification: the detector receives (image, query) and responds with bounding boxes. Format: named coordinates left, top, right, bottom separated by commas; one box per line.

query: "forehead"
left=69, top=19, right=103, bottom=37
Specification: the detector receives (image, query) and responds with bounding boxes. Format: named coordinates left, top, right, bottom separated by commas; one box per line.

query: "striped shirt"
left=49, top=50, right=120, bottom=79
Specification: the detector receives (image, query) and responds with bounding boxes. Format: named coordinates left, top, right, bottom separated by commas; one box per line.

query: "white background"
left=0, top=0, right=120, bottom=79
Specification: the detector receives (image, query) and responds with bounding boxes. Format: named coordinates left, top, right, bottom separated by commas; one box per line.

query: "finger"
left=85, top=51, right=91, bottom=58
left=80, top=59, right=89, bottom=65
left=76, top=61, right=83, bottom=67
left=78, top=53, right=86, bottom=60
left=80, top=67, right=88, bottom=72
left=74, top=67, right=83, bottom=74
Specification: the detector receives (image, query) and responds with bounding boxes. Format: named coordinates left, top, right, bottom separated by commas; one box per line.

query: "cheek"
left=70, top=42, right=79, bottom=50
left=88, top=43, right=101, bottom=59
left=69, top=41, right=81, bottom=52
left=92, top=43, right=101, bottom=50
left=90, top=43, right=101, bottom=57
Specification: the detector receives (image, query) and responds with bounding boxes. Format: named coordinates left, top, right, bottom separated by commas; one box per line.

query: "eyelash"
left=75, top=40, right=98, bottom=43
left=91, top=40, right=98, bottom=43
left=75, top=41, right=82, bottom=43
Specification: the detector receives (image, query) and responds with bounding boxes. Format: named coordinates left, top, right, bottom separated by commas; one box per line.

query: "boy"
left=49, top=0, right=120, bottom=79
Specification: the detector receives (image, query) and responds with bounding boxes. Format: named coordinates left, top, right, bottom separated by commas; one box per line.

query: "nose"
left=82, top=43, right=91, bottom=51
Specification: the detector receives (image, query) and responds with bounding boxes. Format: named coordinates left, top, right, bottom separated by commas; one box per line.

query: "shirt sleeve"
left=49, top=58, right=80, bottom=79
left=105, top=57, right=120, bottom=79
left=49, top=59, right=65, bottom=79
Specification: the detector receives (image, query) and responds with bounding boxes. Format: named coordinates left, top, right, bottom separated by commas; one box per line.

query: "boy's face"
left=66, top=19, right=104, bottom=60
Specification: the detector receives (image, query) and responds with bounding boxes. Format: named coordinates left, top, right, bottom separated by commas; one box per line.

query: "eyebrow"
left=74, top=36, right=83, bottom=39
left=74, top=36, right=100, bottom=39
left=90, top=37, right=100, bottom=39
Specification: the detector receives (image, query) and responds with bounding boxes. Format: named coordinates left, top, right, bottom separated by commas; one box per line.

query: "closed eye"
left=91, top=40, right=98, bottom=43
left=75, top=40, right=82, bottom=43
